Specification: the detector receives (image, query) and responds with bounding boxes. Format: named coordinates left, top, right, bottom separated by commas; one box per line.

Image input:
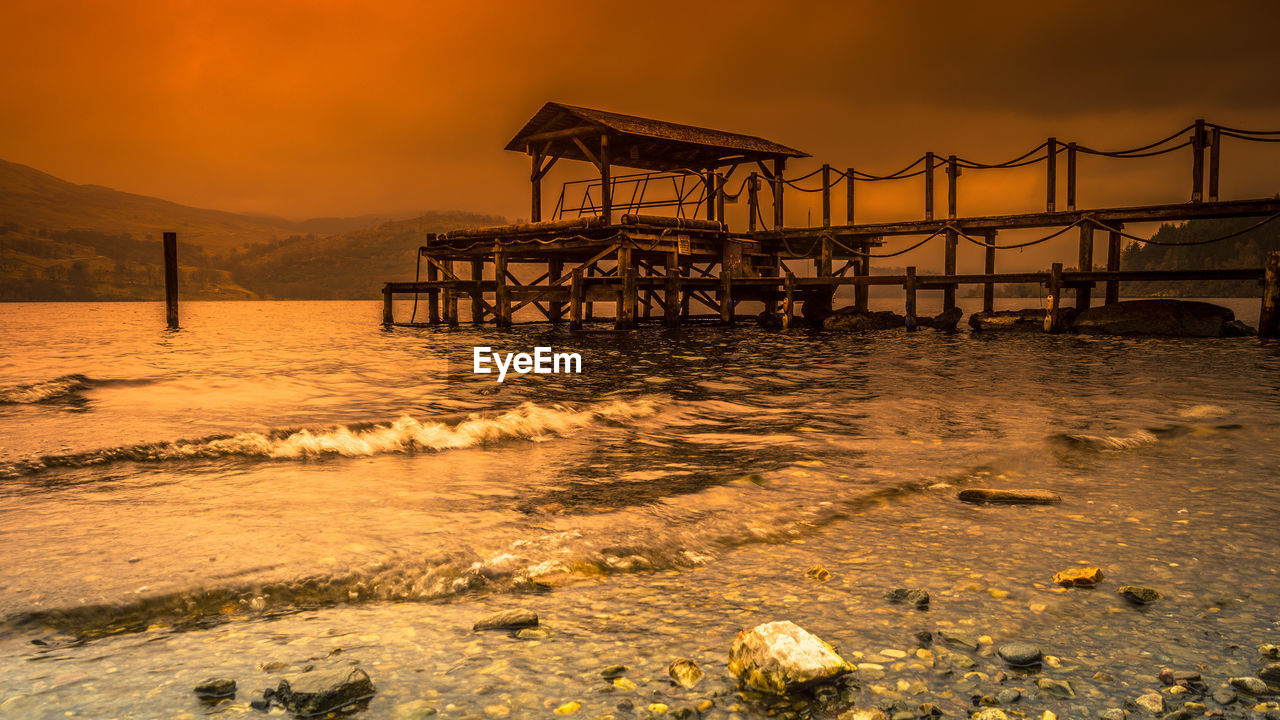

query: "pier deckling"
left=383, top=107, right=1280, bottom=337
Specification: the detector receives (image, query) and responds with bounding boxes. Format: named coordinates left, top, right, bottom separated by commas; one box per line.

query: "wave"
left=1053, top=429, right=1159, bottom=451
left=0, top=374, right=92, bottom=404
left=1175, top=404, right=1230, bottom=420
left=0, top=399, right=660, bottom=478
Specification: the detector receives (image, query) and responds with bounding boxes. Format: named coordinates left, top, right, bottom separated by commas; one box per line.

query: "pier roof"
left=505, top=102, right=808, bottom=171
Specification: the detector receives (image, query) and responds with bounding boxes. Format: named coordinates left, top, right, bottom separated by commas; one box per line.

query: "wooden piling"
left=1045, top=262, right=1064, bottom=333
left=548, top=259, right=564, bottom=323
left=382, top=286, right=394, bottom=325
left=427, top=261, right=440, bottom=324
left=494, top=251, right=510, bottom=327
left=719, top=253, right=733, bottom=325
left=1192, top=119, right=1205, bottom=203
left=442, top=259, right=457, bottom=326
left=819, top=235, right=833, bottom=277
left=943, top=228, right=957, bottom=312
left=854, top=251, right=869, bottom=312
left=569, top=268, right=584, bottom=331
left=783, top=271, right=795, bottom=329
left=904, top=266, right=917, bottom=331
left=1261, top=251, right=1280, bottom=340
left=470, top=259, right=485, bottom=323
left=664, top=252, right=680, bottom=327
left=983, top=230, right=997, bottom=313
left=1105, top=224, right=1123, bottom=304
left=585, top=264, right=595, bottom=320
left=1046, top=137, right=1057, bottom=212
left=924, top=152, right=935, bottom=221
left=600, top=135, right=613, bottom=224
left=616, top=244, right=635, bottom=330
left=163, top=231, right=178, bottom=329
left=715, top=172, right=725, bottom=224
left=1076, top=222, right=1094, bottom=309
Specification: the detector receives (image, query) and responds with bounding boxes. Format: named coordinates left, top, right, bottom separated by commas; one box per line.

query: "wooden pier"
left=383, top=105, right=1280, bottom=338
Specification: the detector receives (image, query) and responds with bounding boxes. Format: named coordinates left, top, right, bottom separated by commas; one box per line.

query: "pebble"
left=1136, top=693, right=1165, bottom=714
left=1229, top=676, right=1270, bottom=695
left=1118, top=586, right=1162, bottom=604
left=996, top=689, right=1021, bottom=705
left=970, top=710, right=1008, bottom=720
left=1260, top=663, right=1280, bottom=683
left=1053, top=567, right=1104, bottom=587
left=667, top=658, right=703, bottom=689
left=1098, top=710, right=1127, bottom=720
left=940, top=630, right=979, bottom=650
left=483, top=705, right=510, bottom=718
left=1038, top=678, right=1076, bottom=699
left=839, top=710, right=887, bottom=720
left=886, top=588, right=931, bottom=608
left=997, top=642, right=1043, bottom=667
left=193, top=678, right=236, bottom=699
left=473, top=609, right=538, bottom=631
left=647, top=702, right=668, bottom=715
left=805, top=565, right=832, bottom=582
left=1211, top=689, right=1237, bottom=705
left=554, top=701, right=580, bottom=714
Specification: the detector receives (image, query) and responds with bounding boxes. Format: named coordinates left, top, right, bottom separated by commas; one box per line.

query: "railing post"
left=1046, top=137, right=1057, bottom=212
left=773, top=158, right=785, bottom=230
left=163, top=231, right=178, bottom=329
left=946, top=155, right=958, bottom=219
left=821, top=163, right=831, bottom=227
left=1076, top=222, right=1094, bottom=310
left=1106, top=223, right=1123, bottom=305
left=1261, top=251, right=1280, bottom=340
left=1209, top=125, right=1221, bottom=202
left=924, top=152, right=935, bottom=221
left=530, top=150, right=543, bottom=223
left=846, top=167, right=855, bottom=224
left=600, top=135, right=612, bottom=223
left=1066, top=142, right=1077, bottom=211
left=1192, top=118, right=1206, bottom=203
left=904, top=266, right=918, bottom=331
left=983, top=230, right=997, bottom=314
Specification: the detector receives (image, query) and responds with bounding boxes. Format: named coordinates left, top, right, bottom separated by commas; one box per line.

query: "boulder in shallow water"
left=728, top=620, right=853, bottom=693
left=194, top=677, right=236, bottom=700
left=997, top=642, right=1043, bottom=667
left=1070, top=300, right=1238, bottom=337
left=1229, top=676, right=1273, bottom=696
left=958, top=488, right=1062, bottom=505
left=1135, top=692, right=1165, bottom=714
left=1053, top=567, right=1104, bottom=587
left=473, top=609, right=538, bottom=631
left=969, top=309, right=1046, bottom=332
left=1118, top=586, right=1162, bottom=604
left=1260, top=663, right=1280, bottom=683
left=918, top=306, right=963, bottom=331
left=668, top=658, right=704, bottom=689
left=885, top=588, right=930, bottom=608
left=274, top=667, right=375, bottom=717
left=823, top=308, right=907, bottom=332
left=1222, top=319, right=1257, bottom=336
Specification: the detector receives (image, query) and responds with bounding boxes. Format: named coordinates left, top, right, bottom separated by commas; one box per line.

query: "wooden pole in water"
left=904, top=266, right=917, bottom=331
left=470, top=259, right=484, bottom=323
left=494, top=251, right=510, bottom=327
left=570, top=268, right=584, bottom=331
left=163, top=231, right=178, bottom=329
left=1105, top=223, right=1123, bottom=305
left=664, top=252, right=680, bottom=327
left=616, top=244, right=635, bottom=330
left=854, top=247, right=869, bottom=313
left=1076, top=222, right=1094, bottom=310
left=442, top=259, right=457, bottom=326
left=1045, top=262, right=1063, bottom=333
left=427, top=260, right=440, bottom=324
left=382, top=285, right=393, bottom=325
left=783, top=271, right=795, bottom=329
left=548, top=259, right=564, bottom=323
left=585, top=264, right=595, bottom=321
left=983, top=230, right=997, bottom=314
left=943, top=229, right=957, bottom=312
left=1046, top=138, right=1057, bottom=212
left=1261, top=251, right=1280, bottom=340
left=719, top=244, right=734, bottom=325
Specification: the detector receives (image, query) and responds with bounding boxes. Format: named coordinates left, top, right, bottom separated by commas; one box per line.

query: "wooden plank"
left=163, top=231, right=178, bottom=329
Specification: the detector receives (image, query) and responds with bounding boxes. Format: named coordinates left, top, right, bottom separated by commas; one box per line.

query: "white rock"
left=728, top=620, right=853, bottom=693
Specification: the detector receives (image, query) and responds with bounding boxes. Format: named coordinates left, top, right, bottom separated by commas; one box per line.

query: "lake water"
left=1, top=299, right=1278, bottom=720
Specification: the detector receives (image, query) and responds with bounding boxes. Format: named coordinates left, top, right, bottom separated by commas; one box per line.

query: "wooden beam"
left=571, top=135, right=601, bottom=170
left=943, top=228, right=957, bottom=311
left=523, top=124, right=598, bottom=145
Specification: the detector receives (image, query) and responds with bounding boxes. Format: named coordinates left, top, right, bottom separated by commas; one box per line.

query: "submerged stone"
left=939, top=630, right=978, bottom=650
left=668, top=658, right=704, bottom=689
left=1118, top=586, right=1162, bottom=604
left=1230, top=676, right=1273, bottom=696
left=969, top=309, right=1047, bottom=332
left=886, top=588, right=930, bottom=609
left=958, top=488, right=1062, bottom=505
left=1260, top=663, right=1280, bottom=683
left=193, top=677, right=236, bottom=700
left=971, top=710, right=1008, bottom=720
left=472, top=609, right=538, bottom=631
left=1070, top=299, right=1238, bottom=337
left=823, top=308, right=907, bottom=332
left=1053, top=567, right=1104, bottom=587
left=997, top=642, right=1043, bottom=667
left=600, top=664, right=629, bottom=679
left=919, top=306, right=963, bottom=331
left=727, top=620, right=853, bottom=694
left=274, top=667, right=375, bottom=717
left=1135, top=693, right=1165, bottom=714
left=1037, top=678, right=1076, bottom=699
left=805, top=565, right=832, bottom=582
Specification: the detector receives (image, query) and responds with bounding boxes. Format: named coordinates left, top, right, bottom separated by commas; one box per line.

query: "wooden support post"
left=1192, top=119, right=1206, bottom=203
left=946, top=155, right=958, bottom=219
left=427, top=261, right=440, bottom=324
left=664, top=252, right=680, bottom=327
left=548, top=259, right=564, bottom=323
left=818, top=236, right=832, bottom=277
left=1209, top=125, right=1221, bottom=202
left=442, top=259, right=457, bottom=326
left=1261, top=251, right=1280, bottom=340
left=616, top=244, right=635, bottom=330
left=719, top=246, right=734, bottom=325
left=854, top=248, right=869, bottom=312
left=569, top=268, right=584, bottom=331
left=983, top=230, right=997, bottom=314
left=821, top=164, right=831, bottom=227
left=846, top=167, right=855, bottom=224
left=773, top=158, right=785, bottom=230
left=1076, top=223, right=1094, bottom=310
left=747, top=173, right=758, bottom=232
left=600, top=135, right=612, bottom=224
left=585, top=264, right=595, bottom=320
left=531, top=150, right=542, bottom=222
left=494, top=251, right=510, bottom=327
left=163, top=231, right=178, bottom=329
left=470, top=259, right=484, bottom=323
left=1045, top=262, right=1064, bottom=333
left=783, top=271, right=795, bottom=329
left=1105, top=224, right=1123, bottom=305
left=705, top=170, right=716, bottom=222
left=904, top=266, right=918, bottom=331
left=924, top=152, right=935, bottom=221
left=1066, top=142, right=1077, bottom=211
left=943, top=228, right=957, bottom=312
left=715, top=172, right=725, bottom=224
left=1046, top=137, right=1057, bottom=212
left=382, top=285, right=393, bottom=325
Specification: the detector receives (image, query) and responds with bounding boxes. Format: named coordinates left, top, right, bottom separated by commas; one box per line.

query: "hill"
left=1122, top=215, right=1280, bottom=297
left=0, top=159, right=504, bottom=301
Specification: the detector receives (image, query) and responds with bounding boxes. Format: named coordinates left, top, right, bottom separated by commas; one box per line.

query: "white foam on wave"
left=1175, top=404, right=1229, bottom=420
left=0, top=374, right=90, bottom=404
left=1061, top=429, right=1159, bottom=451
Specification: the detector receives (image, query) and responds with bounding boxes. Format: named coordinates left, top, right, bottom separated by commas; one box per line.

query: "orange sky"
left=3, top=0, right=1280, bottom=243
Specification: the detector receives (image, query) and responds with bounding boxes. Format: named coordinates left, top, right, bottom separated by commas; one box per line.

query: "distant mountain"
left=0, top=159, right=505, bottom=300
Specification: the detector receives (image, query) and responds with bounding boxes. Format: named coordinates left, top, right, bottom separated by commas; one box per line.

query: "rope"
left=860, top=228, right=949, bottom=258
left=955, top=141, right=1050, bottom=169
left=1220, top=131, right=1280, bottom=144
left=851, top=155, right=928, bottom=181
left=949, top=221, right=1086, bottom=250
left=1210, top=124, right=1280, bottom=136
left=1073, top=139, right=1192, bottom=158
